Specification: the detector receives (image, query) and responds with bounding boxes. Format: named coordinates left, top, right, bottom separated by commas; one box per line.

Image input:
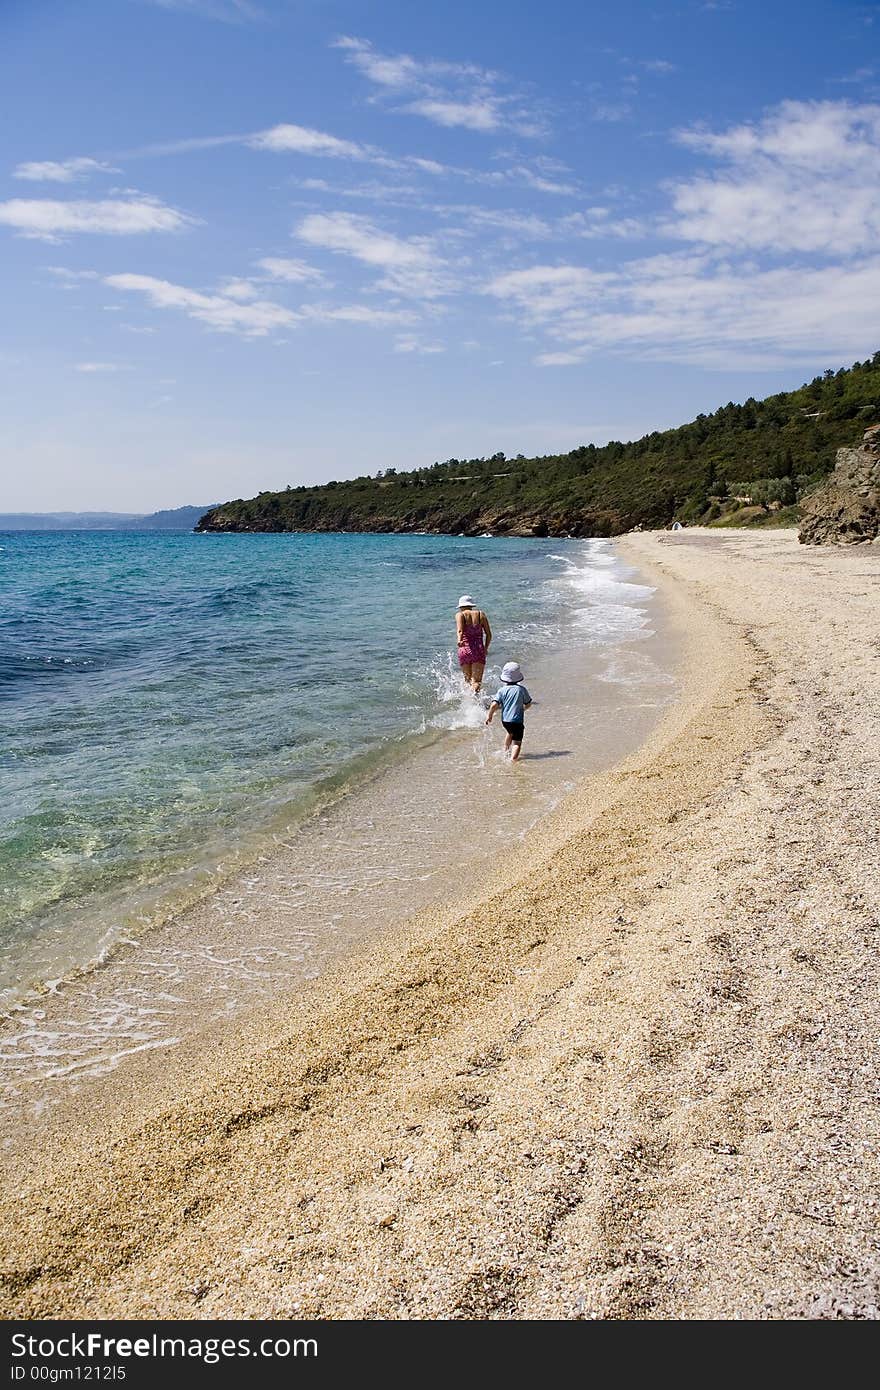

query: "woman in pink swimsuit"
left=455, top=594, right=492, bottom=693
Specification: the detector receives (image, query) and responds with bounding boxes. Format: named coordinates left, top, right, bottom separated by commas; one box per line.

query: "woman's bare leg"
left=460, top=663, right=473, bottom=688
left=471, top=661, right=485, bottom=692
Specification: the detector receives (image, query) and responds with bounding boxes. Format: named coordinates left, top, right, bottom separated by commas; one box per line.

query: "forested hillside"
left=197, top=354, right=880, bottom=538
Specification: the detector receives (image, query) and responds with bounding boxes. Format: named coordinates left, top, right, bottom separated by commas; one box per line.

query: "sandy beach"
left=3, top=527, right=879, bottom=1321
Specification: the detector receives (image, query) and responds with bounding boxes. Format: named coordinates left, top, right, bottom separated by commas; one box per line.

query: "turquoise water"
left=1, top=529, right=664, bottom=1007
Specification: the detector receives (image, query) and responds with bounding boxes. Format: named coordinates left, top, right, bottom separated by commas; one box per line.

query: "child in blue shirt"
left=485, top=661, right=532, bottom=761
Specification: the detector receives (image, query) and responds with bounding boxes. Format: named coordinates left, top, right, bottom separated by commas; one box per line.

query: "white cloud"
left=70, top=258, right=422, bottom=341
left=248, top=124, right=372, bottom=160
left=297, top=213, right=425, bottom=267
left=404, top=98, right=502, bottom=133
left=488, top=263, right=615, bottom=315
left=677, top=98, right=880, bottom=170
left=74, top=361, right=129, bottom=372
left=334, top=35, right=545, bottom=137
left=591, top=101, right=633, bottom=123
left=334, top=35, right=491, bottom=91
left=45, top=266, right=101, bottom=283
left=25, top=121, right=572, bottom=211
left=393, top=334, right=445, bottom=354
left=478, top=100, right=880, bottom=368
left=107, top=124, right=411, bottom=175
left=295, top=175, right=426, bottom=205
left=0, top=197, right=194, bottom=240
left=407, top=158, right=447, bottom=175
left=255, top=256, right=326, bottom=285
left=833, top=66, right=877, bottom=86
left=509, top=165, right=579, bottom=196
left=293, top=161, right=575, bottom=203
left=118, top=133, right=244, bottom=159
left=560, top=209, right=646, bottom=239
left=669, top=100, right=880, bottom=253
left=302, top=304, right=418, bottom=327
left=248, top=121, right=464, bottom=176
left=534, top=351, right=585, bottom=366
left=103, top=273, right=297, bottom=336
left=333, top=39, right=428, bottom=91
left=14, top=158, right=117, bottom=183
left=440, top=206, right=554, bottom=240
left=486, top=250, right=880, bottom=367
left=295, top=211, right=457, bottom=298
left=218, top=278, right=259, bottom=301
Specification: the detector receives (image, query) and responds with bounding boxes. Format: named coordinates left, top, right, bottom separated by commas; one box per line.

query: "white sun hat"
left=457, top=594, right=477, bottom=608
left=501, top=661, right=524, bottom=684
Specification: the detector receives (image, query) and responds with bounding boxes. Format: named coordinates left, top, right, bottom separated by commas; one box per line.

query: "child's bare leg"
left=504, top=731, right=513, bottom=754
left=510, top=740, right=522, bottom=762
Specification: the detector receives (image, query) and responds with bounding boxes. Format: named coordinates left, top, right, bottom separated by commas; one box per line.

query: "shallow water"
left=0, top=531, right=676, bottom=1106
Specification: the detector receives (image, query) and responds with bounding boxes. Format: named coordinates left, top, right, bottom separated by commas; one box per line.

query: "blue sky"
left=1, top=0, right=878, bottom=511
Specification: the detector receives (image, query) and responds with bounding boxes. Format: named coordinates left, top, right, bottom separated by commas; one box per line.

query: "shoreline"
left=1, top=542, right=674, bottom=1125
left=3, top=531, right=618, bottom=1015
left=3, top=528, right=880, bottom=1319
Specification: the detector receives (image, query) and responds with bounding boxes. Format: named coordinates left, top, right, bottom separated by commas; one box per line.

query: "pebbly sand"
left=2, top=527, right=879, bottom=1321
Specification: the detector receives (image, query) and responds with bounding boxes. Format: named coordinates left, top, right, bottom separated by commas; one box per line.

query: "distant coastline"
left=0, top=504, right=214, bottom=532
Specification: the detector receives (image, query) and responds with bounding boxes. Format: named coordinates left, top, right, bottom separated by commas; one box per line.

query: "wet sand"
left=3, top=528, right=880, bottom=1320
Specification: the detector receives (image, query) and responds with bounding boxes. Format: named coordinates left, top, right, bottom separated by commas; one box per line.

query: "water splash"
left=424, top=651, right=487, bottom=731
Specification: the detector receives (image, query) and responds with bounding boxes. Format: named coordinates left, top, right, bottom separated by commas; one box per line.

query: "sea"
left=0, top=529, right=677, bottom=1112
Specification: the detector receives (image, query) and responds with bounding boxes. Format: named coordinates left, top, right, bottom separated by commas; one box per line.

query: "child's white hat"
left=501, top=661, right=524, bottom=684
left=457, top=594, right=476, bottom=608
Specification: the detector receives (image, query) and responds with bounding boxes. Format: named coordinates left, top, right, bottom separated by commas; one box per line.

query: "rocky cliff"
left=798, top=425, right=880, bottom=545
left=198, top=500, right=626, bottom=539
